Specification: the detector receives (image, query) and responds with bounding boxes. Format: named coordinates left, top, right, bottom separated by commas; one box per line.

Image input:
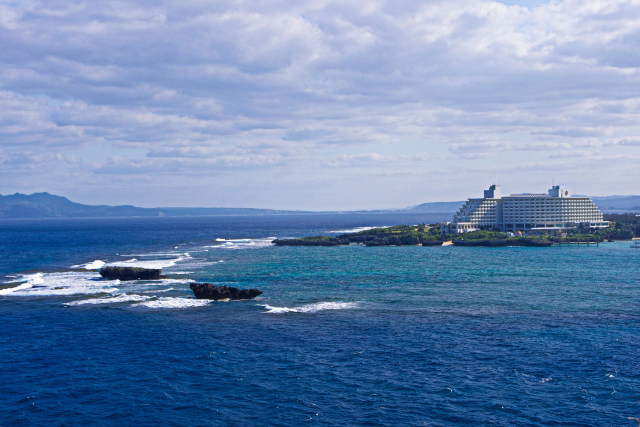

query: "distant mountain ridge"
left=0, top=192, right=301, bottom=218
left=0, top=192, right=637, bottom=219
left=408, top=201, right=464, bottom=213
left=591, top=196, right=640, bottom=212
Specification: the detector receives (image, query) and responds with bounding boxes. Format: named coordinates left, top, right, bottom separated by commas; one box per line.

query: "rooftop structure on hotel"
left=446, top=185, right=609, bottom=233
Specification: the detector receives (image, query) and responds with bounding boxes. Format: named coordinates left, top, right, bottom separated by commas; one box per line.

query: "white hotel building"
left=446, top=185, right=609, bottom=233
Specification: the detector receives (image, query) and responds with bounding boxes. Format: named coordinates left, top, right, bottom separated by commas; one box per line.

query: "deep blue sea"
left=1, top=214, right=639, bottom=426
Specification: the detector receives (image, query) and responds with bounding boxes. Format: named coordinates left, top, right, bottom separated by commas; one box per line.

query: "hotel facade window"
left=446, top=185, right=608, bottom=233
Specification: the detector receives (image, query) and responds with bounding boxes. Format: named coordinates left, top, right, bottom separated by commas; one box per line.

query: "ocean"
left=1, top=214, right=639, bottom=426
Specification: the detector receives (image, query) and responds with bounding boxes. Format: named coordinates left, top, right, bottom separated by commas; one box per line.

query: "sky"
left=1, top=0, right=639, bottom=210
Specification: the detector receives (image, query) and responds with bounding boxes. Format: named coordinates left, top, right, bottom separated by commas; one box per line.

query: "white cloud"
left=619, top=137, right=640, bottom=146
left=322, top=152, right=431, bottom=168
left=0, top=0, right=639, bottom=208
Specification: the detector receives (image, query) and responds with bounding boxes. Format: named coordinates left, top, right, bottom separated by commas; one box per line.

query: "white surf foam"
left=261, top=304, right=298, bottom=313
left=149, top=278, right=191, bottom=285
left=132, top=297, right=212, bottom=309
left=328, top=226, right=383, bottom=234
left=261, top=301, right=359, bottom=314
left=115, top=278, right=190, bottom=295
left=106, top=253, right=192, bottom=269
left=140, top=287, right=175, bottom=294
left=120, top=252, right=188, bottom=257
left=71, top=260, right=106, bottom=270
left=0, top=272, right=44, bottom=295
left=210, top=238, right=275, bottom=250
left=66, top=293, right=151, bottom=306
left=0, top=272, right=117, bottom=296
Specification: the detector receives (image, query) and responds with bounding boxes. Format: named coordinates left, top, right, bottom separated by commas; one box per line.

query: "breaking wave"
left=261, top=301, right=359, bottom=314
left=65, top=294, right=151, bottom=306
left=132, top=297, right=212, bottom=309
left=0, top=272, right=117, bottom=296
left=210, top=238, right=275, bottom=250
left=71, top=260, right=106, bottom=270
left=106, top=253, right=192, bottom=269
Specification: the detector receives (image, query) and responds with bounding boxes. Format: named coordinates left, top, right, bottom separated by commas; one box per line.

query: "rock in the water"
left=190, top=282, right=263, bottom=300
left=100, top=266, right=162, bottom=281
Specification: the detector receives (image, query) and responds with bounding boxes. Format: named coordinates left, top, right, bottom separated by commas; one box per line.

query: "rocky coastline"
left=272, top=225, right=556, bottom=248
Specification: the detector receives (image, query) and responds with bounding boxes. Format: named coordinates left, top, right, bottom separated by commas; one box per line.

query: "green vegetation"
left=545, top=214, right=640, bottom=241
left=448, top=230, right=552, bottom=247
left=445, top=215, right=640, bottom=243
left=273, top=224, right=444, bottom=247
left=448, top=230, right=509, bottom=240
left=602, top=214, right=640, bottom=239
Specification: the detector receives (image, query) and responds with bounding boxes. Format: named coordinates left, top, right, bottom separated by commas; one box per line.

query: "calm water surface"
left=1, top=215, right=639, bottom=426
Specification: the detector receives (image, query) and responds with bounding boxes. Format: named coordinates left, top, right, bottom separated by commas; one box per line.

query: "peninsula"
left=273, top=225, right=444, bottom=247
left=272, top=225, right=559, bottom=247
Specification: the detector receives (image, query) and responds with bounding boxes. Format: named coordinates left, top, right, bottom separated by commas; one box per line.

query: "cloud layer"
left=1, top=0, right=639, bottom=209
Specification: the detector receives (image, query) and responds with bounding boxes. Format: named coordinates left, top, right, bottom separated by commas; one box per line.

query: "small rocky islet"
left=99, top=266, right=162, bottom=280
left=98, top=266, right=263, bottom=300
left=189, top=283, right=263, bottom=300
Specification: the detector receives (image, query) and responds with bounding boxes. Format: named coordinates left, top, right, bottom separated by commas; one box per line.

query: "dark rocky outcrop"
left=190, top=283, right=263, bottom=300
left=99, top=266, right=162, bottom=281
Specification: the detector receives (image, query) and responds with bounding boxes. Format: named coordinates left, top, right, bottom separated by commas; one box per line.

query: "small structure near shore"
left=190, top=283, right=263, bottom=300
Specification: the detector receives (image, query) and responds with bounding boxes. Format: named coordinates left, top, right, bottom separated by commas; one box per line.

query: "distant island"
left=0, top=192, right=464, bottom=218
left=0, top=192, right=303, bottom=218
left=0, top=191, right=638, bottom=219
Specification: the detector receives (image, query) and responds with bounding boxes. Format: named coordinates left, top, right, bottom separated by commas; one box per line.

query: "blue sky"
left=1, top=0, right=639, bottom=209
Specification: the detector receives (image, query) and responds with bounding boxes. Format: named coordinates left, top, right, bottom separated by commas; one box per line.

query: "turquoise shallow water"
left=1, top=215, right=639, bottom=425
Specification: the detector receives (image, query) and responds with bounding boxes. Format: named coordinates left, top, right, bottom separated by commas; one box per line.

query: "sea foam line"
left=132, top=297, right=212, bottom=309
left=261, top=301, right=359, bottom=314
left=71, top=260, right=106, bottom=270
left=0, top=272, right=117, bottom=296
left=209, top=238, right=275, bottom=250
left=106, top=253, right=192, bottom=269
left=0, top=273, right=43, bottom=295
left=65, top=294, right=152, bottom=306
